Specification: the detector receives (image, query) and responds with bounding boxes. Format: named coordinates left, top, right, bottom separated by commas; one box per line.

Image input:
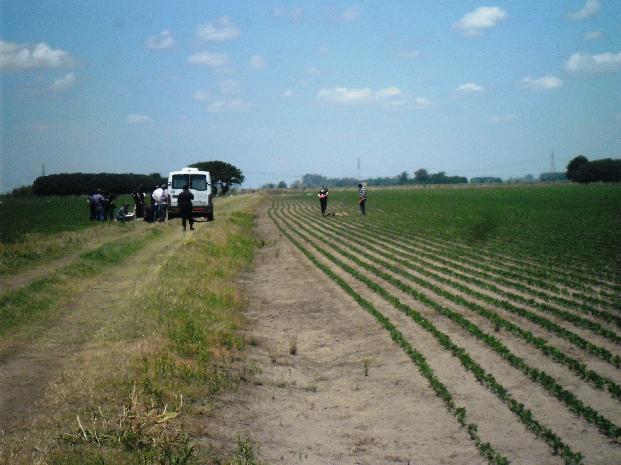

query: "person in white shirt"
left=152, top=184, right=169, bottom=222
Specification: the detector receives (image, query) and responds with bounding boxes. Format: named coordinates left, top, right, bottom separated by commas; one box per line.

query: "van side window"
left=190, top=174, right=208, bottom=191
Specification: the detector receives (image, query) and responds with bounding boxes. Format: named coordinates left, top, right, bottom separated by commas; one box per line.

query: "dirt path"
left=0, top=223, right=185, bottom=432
left=202, top=204, right=487, bottom=465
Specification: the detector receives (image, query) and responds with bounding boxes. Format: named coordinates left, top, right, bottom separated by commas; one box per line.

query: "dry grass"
left=0, top=194, right=264, bottom=465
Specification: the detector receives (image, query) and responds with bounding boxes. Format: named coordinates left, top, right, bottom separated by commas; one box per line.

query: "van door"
left=189, top=174, right=210, bottom=207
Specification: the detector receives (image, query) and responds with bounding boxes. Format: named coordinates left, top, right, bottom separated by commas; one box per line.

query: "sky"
left=1, top=0, right=620, bottom=191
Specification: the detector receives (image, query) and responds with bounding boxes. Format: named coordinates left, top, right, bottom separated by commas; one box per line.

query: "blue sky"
left=1, top=0, right=620, bottom=190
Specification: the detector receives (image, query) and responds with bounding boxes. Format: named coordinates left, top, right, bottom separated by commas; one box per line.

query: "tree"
left=277, top=181, right=287, bottom=189
left=574, top=158, right=621, bottom=183
left=398, top=171, right=409, bottom=184
left=190, top=161, right=244, bottom=195
left=566, top=155, right=588, bottom=182
left=414, top=169, right=429, bottom=183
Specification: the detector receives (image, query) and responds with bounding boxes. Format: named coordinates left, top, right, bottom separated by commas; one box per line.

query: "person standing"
left=177, top=184, right=195, bottom=231
left=132, top=183, right=145, bottom=218
left=152, top=184, right=169, bottom=222
left=318, top=187, right=329, bottom=216
left=104, top=192, right=117, bottom=222
left=358, top=183, right=367, bottom=215
left=92, top=189, right=106, bottom=222
left=87, top=192, right=97, bottom=221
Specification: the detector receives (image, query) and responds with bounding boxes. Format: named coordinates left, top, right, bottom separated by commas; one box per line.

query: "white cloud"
left=207, top=99, right=251, bottom=113
left=50, top=72, right=76, bottom=92
left=145, top=30, right=174, bottom=50
left=0, top=40, right=73, bottom=70
left=490, top=113, right=516, bottom=124
left=307, top=66, right=321, bottom=77
left=454, top=6, right=507, bottom=36
left=318, top=87, right=372, bottom=104
left=196, top=17, right=240, bottom=41
left=282, top=89, right=295, bottom=98
left=521, top=75, right=563, bottom=91
left=187, top=51, right=231, bottom=71
left=413, top=97, right=432, bottom=108
left=193, top=80, right=250, bottom=111
left=250, top=55, right=266, bottom=69
left=457, top=82, right=484, bottom=93
left=584, top=31, right=603, bottom=40
left=317, top=86, right=417, bottom=107
left=126, top=114, right=151, bottom=124
left=568, top=0, right=600, bottom=21
left=565, top=52, right=621, bottom=73
left=273, top=7, right=304, bottom=21
left=192, top=90, right=210, bottom=101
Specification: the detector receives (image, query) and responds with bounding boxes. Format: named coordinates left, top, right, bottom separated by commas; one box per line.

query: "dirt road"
left=204, top=204, right=487, bottom=465
left=0, top=223, right=185, bottom=432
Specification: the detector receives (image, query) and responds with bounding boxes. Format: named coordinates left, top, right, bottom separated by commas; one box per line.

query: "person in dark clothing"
left=143, top=205, right=155, bottom=223
left=132, top=184, right=145, bottom=218
left=104, top=192, right=117, bottom=221
left=358, top=183, right=367, bottom=215
left=318, top=187, right=328, bottom=216
left=177, top=185, right=194, bottom=231
left=87, top=192, right=96, bottom=221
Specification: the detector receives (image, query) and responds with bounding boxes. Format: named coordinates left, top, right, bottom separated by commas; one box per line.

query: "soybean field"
left=268, top=184, right=621, bottom=465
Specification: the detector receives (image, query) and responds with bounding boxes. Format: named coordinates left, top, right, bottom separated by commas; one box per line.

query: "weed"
left=230, top=435, right=263, bottom=465
left=363, top=358, right=370, bottom=377
left=289, top=336, right=297, bottom=356
left=59, top=386, right=195, bottom=464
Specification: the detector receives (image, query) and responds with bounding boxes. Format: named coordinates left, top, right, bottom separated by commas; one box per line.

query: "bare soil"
left=202, top=204, right=487, bottom=465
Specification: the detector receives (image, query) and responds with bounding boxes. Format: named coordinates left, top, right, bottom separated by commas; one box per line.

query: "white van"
left=167, top=167, right=214, bottom=221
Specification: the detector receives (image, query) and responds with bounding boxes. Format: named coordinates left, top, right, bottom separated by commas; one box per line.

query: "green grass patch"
left=0, top=195, right=133, bottom=243
left=296, top=184, right=621, bottom=274
left=33, top=196, right=262, bottom=465
left=0, top=229, right=160, bottom=336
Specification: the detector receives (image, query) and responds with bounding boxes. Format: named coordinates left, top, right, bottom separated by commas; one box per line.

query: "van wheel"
left=206, top=212, right=214, bottom=221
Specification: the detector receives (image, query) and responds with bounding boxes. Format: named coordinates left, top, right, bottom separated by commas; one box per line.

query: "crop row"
left=265, top=208, right=512, bottom=464
left=363, top=202, right=620, bottom=283
left=298, top=201, right=621, bottom=324
left=317, top=200, right=621, bottom=304
left=324, top=198, right=621, bottom=296
left=282, top=202, right=621, bottom=400
left=313, top=201, right=620, bottom=310
left=288, top=201, right=621, bottom=367
left=270, top=204, right=585, bottom=464
left=277, top=202, right=621, bottom=440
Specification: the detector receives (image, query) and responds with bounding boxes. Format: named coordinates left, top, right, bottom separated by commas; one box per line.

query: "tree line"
left=566, top=156, right=621, bottom=183
left=31, top=173, right=166, bottom=196
left=12, top=160, right=245, bottom=196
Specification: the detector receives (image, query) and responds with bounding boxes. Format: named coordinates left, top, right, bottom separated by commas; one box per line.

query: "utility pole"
left=550, top=152, right=556, bottom=172
left=357, top=157, right=361, bottom=181
left=42, top=164, right=46, bottom=177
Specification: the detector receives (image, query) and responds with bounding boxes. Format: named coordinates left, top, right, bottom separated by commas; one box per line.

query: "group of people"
left=87, top=190, right=119, bottom=222
left=317, top=183, right=367, bottom=216
left=132, top=183, right=195, bottom=230
left=87, top=182, right=195, bottom=231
